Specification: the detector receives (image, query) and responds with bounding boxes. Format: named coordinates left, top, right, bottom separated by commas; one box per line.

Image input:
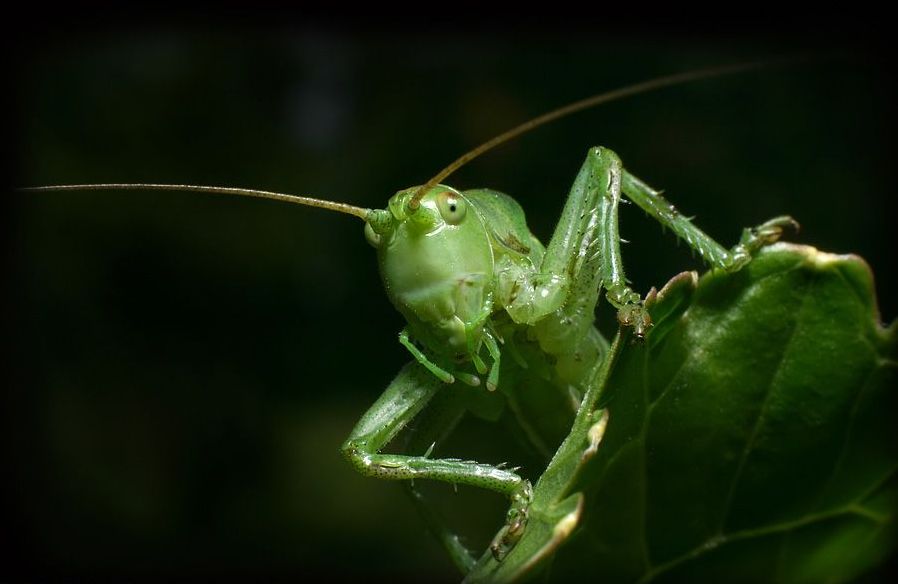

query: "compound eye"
left=436, top=191, right=466, bottom=225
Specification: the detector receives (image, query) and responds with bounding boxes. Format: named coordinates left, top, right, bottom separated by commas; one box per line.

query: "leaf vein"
left=809, top=361, right=880, bottom=511
left=717, top=274, right=816, bottom=533
left=638, top=498, right=891, bottom=583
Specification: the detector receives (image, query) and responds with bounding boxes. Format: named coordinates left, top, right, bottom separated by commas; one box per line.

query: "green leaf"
left=466, top=243, right=897, bottom=583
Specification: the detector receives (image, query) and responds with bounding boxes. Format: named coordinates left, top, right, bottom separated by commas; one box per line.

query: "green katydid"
left=21, top=63, right=802, bottom=574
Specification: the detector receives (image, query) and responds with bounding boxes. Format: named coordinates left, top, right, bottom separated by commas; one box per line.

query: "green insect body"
left=336, top=146, right=794, bottom=569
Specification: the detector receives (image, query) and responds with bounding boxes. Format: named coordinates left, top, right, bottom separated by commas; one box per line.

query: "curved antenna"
left=21, top=183, right=371, bottom=220
left=410, top=59, right=780, bottom=209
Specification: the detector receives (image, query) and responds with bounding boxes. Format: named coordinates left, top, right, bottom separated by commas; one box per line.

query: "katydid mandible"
left=22, top=62, right=798, bottom=572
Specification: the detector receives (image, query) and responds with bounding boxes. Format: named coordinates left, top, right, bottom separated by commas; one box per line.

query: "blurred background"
left=7, top=19, right=895, bottom=581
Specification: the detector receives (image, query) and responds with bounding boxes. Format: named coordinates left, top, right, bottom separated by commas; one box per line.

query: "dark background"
left=7, top=18, right=896, bottom=582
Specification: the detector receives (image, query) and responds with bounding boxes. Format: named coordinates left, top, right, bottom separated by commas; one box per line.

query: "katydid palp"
left=15, top=44, right=888, bottom=580
left=22, top=63, right=799, bottom=573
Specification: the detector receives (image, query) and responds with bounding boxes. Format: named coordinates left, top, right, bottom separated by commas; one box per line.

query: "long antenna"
left=409, top=59, right=779, bottom=209
left=20, top=183, right=371, bottom=220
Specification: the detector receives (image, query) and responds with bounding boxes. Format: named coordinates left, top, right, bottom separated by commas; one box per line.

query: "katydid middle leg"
left=506, top=146, right=797, bottom=344
left=593, top=151, right=796, bottom=334
left=621, top=172, right=798, bottom=271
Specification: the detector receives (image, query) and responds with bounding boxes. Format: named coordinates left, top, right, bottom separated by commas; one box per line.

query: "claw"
left=726, top=215, right=800, bottom=272
left=489, top=480, right=533, bottom=561
left=748, top=215, right=800, bottom=246
left=617, top=302, right=652, bottom=340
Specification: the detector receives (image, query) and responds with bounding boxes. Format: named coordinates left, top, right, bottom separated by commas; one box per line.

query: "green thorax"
left=461, top=188, right=545, bottom=267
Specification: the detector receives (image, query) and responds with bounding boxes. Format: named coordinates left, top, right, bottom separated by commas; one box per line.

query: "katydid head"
left=366, top=184, right=495, bottom=360
left=21, top=182, right=496, bottom=368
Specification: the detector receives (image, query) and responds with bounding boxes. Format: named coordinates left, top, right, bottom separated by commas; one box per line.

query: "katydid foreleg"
left=340, top=362, right=533, bottom=562
left=401, top=388, right=482, bottom=573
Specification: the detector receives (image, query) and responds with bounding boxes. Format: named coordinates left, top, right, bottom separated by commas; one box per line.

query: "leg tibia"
left=343, top=443, right=525, bottom=494
left=596, top=150, right=652, bottom=337
left=621, top=171, right=798, bottom=272
left=621, top=171, right=733, bottom=268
